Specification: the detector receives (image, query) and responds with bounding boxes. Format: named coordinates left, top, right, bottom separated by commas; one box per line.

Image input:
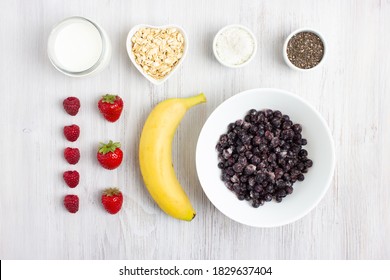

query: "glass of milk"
left=48, top=16, right=111, bottom=77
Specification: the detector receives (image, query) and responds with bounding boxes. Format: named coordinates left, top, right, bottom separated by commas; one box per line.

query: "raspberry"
left=63, top=170, right=79, bottom=188
left=63, top=97, right=80, bottom=116
left=64, top=147, right=80, bottom=165
left=63, top=124, right=80, bottom=142
left=64, top=195, right=79, bottom=213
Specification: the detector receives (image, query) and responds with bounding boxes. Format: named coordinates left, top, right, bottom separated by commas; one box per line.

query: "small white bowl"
left=213, top=24, right=257, bottom=68
left=283, top=28, right=326, bottom=71
left=126, top=24, right=189, bottom=85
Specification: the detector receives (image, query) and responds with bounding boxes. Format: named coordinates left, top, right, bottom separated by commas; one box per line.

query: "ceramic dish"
left=283, top=28, right=326, bottom=71
left=212, top=24, right=257, bottom=68
left=196, top=88, right=335, bottom=227
left=126, top=24, right=189, bottom=85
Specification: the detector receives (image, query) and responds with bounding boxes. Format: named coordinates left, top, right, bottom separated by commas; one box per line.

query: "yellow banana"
left=139, top=93, right=206, bottom=221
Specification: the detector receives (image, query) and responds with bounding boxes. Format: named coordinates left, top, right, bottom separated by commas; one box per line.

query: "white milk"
left=53, top=19, right=103, bottom=72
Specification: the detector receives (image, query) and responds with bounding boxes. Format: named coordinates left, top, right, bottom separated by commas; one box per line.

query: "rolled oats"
left=131, top=27, right=185, bottom=80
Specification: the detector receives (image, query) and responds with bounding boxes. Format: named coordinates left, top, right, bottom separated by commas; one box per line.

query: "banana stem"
left=183, top=93, right=207, bottom=109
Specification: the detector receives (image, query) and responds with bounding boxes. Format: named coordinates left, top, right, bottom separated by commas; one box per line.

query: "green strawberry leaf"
left=99, top=140, right=121, bottom=154
left=103, top=188, right=121, bottom=196
left=101, top=94, right=117, bottom=104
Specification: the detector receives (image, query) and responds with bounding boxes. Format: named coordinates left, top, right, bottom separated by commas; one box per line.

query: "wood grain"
left=0, top=0, right=389, bottom=259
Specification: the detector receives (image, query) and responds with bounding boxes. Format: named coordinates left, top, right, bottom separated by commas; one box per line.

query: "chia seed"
left=286, top=31, right=324, bottom=69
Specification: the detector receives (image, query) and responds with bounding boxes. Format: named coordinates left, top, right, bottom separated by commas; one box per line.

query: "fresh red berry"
left=63, top=124, right=80, bottom=142
left=64, top=147, right=80, bottom=165
left=97, top=141, right=123, bottom=170
left=98, top=94, right=123, bottom=122
left=101, top=188, right=123, bottom=214
left=64, top=195, right=79, bottom=213
left=63, top=170, right=79, bottom=188
left=63, top=97, right=80, bottom=116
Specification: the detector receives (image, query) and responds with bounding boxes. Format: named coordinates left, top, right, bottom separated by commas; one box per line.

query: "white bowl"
left=126, top=24, right=189, bottom=85
left=196, top=88, right=336, bottom=227
left=212, top=24, right=257, bottom=68
left=283, top=28, right=326, bottom=71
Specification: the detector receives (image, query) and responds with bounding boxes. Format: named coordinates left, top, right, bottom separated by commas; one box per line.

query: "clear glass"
left=47, top=16, right=111, bottom=77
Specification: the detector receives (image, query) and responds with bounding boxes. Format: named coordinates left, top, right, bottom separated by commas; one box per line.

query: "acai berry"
left=216, top=108, right=313, bottom=208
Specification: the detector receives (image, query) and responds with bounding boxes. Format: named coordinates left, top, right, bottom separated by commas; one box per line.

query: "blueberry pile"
left=216, top=109, right=313, bottom=208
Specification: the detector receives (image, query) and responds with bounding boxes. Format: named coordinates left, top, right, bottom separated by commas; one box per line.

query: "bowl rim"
left=212, top=24, right=258, bottom=68
left=126, top=24, right=189, bottom=85
left=195, top=88, right=336, bottom=227
left=282, top=28, right=326, bottom=72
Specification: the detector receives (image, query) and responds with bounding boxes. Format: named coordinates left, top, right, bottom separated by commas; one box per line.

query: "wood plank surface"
left=0, top=0, right=389, bottom=259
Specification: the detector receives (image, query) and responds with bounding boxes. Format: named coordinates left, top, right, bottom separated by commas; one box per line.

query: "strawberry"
left=63, top=170, right=79, bottom=188
left=97, top=141, right=123, bottom=170
left=63, top=97, right=80, bottom=116
left=63, top=124, right=80, bottom=142
left=64, top=147, right=80, bottom=165
left=98, top=94, right=123, bottom=122
left=101, top=188, right=123, bottom=214
left=64, top=194, right=79, bottom=213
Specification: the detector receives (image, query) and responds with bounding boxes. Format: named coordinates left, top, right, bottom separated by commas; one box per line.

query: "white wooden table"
left=1, top=0, right=389, bottom=260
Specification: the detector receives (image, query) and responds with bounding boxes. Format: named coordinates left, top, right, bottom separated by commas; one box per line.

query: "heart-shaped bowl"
left=126, top=24, right=189, bottom=85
